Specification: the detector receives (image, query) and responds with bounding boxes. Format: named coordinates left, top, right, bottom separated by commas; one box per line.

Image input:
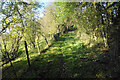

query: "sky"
left=0, top=2, right=52, bottom=31
left=35, top=2, right=52, bottom=18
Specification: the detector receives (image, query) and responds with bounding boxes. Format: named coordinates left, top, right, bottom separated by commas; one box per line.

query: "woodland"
left=0, top=1, right=120, bottom=78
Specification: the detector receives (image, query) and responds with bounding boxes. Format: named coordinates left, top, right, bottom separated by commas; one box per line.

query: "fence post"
left=24, top=41, right=30, bottom=67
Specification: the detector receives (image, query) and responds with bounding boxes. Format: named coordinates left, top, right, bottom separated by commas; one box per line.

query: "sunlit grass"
left=2, top=31, right=119, bottom=78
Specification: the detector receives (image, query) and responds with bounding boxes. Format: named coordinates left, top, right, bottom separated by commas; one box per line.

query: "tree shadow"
left=56, top=37, right=66, bottom=41
left=2, top=42, right=120, bottom=78
left=2, top=34, right=120, bottom=78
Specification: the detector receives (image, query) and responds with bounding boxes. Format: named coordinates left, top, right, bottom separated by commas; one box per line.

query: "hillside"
left=2, top=31, right=120, bottom=78
left=0, top=2, right=120, bottom=79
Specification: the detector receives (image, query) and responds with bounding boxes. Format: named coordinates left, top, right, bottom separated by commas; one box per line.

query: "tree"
left=0, top=1, right=42, bottom=67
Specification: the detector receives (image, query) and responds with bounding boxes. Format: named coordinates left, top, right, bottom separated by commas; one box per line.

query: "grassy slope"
left=2, top=31, right=120, bottom=78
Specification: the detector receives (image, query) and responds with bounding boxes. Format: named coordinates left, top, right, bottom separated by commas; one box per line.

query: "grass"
left=2, top=31, right=120, bottom=78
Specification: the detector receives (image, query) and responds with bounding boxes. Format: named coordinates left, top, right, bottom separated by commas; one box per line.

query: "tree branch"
left=0, top=20, right=13, bottom=35
left=107, top=2, right=117, bottom=9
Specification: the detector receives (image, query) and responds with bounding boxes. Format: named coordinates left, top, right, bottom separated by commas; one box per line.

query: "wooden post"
left=24, top=41, right=30, bottom=67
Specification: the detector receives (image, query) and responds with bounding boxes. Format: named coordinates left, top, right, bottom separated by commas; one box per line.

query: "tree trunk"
left=3, top=39, right=17, bottom=78
left=41, top=34, right=49, bottom=47
left=102, top=28, right=107, bottom=47
left=32, top=41, right=35, bottom=48
left=24, top=41, right=30, bottom=67
left=37, top=35, right=40, bottom=54
left=45, top=37, right=49, bottom=47
left=106, top=11, right=110, bottom=48
left=11, top=37, right=16, bottom=57
left=111, top=11, right=114, bottom=23
left=13, top=36, right=22, bottom=57
left=6, top=51, right=17, bottom=77
left=30, top=37, right=35, bottom=49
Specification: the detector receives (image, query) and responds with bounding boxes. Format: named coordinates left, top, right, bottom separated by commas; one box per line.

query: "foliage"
left=2, top=32, right=120, bottom=78
left=0, top=1, right=120, bottom=79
